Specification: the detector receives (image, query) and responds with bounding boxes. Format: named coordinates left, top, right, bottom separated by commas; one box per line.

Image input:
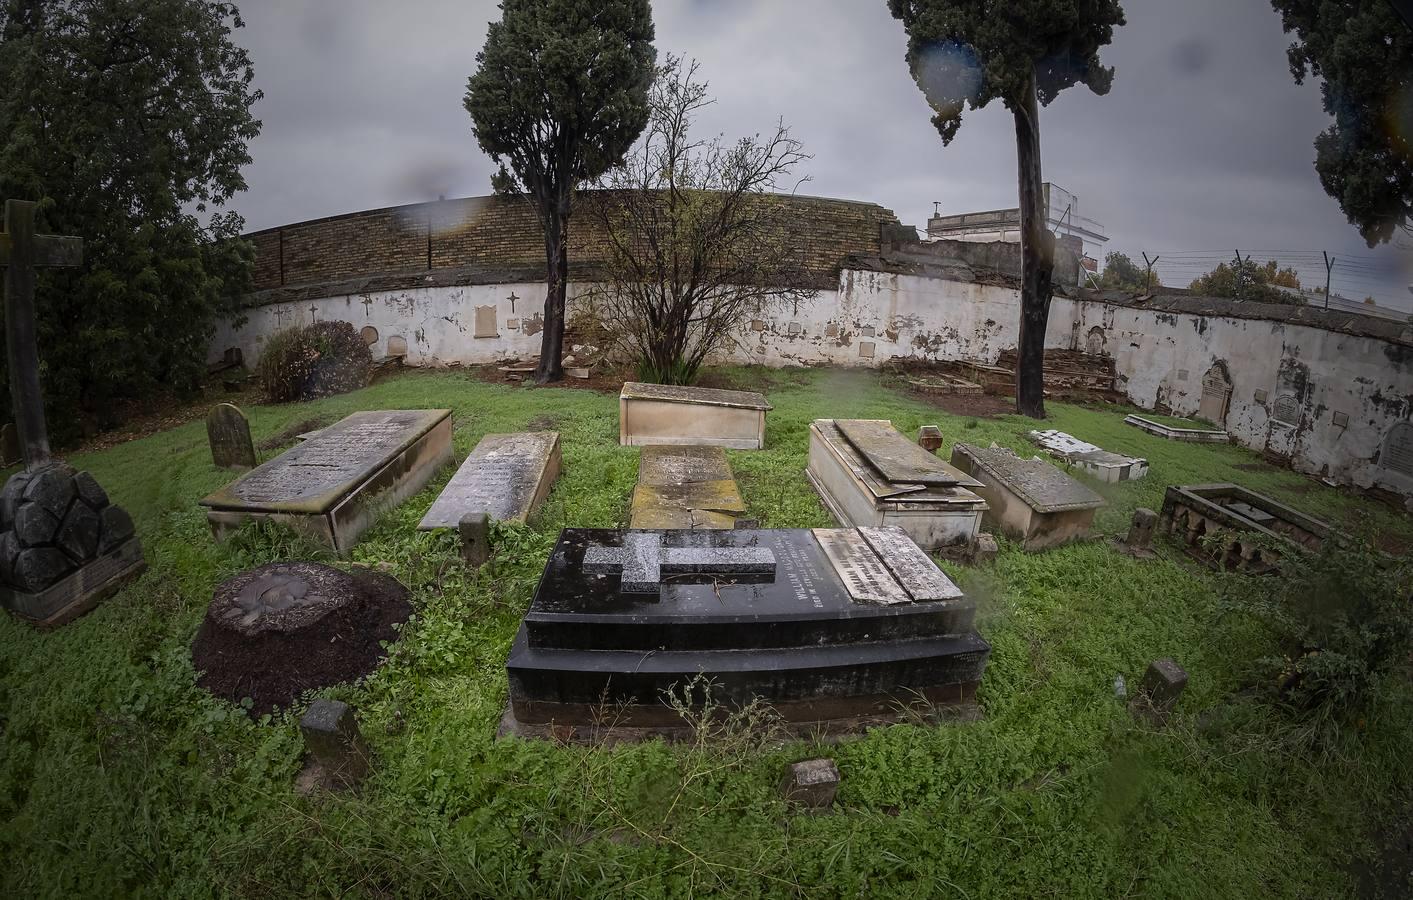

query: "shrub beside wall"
left=257, top=321, right=372, bottom=402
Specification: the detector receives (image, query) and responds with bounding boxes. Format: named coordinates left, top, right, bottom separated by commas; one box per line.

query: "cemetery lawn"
left=4, top=367, right=1411, bottom=898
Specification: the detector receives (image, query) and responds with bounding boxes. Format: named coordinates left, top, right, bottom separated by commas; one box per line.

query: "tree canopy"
left=886, top=0, right=1125, bottom=142
left=0, top=0, right=260, bottom=440
left=1271, top=0, right=1413, bottom=246
left=1097, top=251, right=1148, bottom=292
left=464, top=0, right=655, bottom=383
left=1189, top=258, right=1304, bottom=304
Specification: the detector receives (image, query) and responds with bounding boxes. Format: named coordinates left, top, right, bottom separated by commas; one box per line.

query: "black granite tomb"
left=502, top=527, right=991, bottom=739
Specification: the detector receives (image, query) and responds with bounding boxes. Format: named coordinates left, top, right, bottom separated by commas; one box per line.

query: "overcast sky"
left=232, top=0, right=1412, bottom=309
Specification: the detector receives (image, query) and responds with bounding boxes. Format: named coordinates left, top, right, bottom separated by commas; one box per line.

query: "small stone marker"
left=418, top=432, right=560, bottom=529
left=459, top=512, right=491, bottom=568
left=1, top=423, right=18, bottom=467
left=972, top=532, right=999, bottom=564
left=917, top=425, right=944, bottom=454
left=1120, top=508, right=1158, bottom=558
left=1133, top=658, right=1187, bottom=723
left=782, top=758, right=841, bottom=810
left=206, top=403, right=256, bottom=471
left=299, top=699, right=371, bottom=790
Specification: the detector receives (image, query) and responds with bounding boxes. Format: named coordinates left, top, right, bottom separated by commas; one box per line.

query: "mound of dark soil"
left=191, top=562, right=410, bottom=715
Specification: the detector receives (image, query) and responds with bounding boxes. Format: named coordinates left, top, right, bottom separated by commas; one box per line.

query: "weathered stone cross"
left=1, top=200, right=83, bottom=471
left=583, top=532, right=775, bottom=594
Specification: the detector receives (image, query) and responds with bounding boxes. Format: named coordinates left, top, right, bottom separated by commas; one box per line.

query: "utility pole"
left=1141, top=252, right=1159, bottom=293
left=1322, top=251, right=1334, bottom=310
left=1234, top=249, right=1247, bottom=300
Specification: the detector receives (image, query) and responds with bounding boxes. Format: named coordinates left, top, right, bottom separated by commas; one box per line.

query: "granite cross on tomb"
left=1, top=199, right=83, bottom=470
left=582, top=531, right=775, bottom=593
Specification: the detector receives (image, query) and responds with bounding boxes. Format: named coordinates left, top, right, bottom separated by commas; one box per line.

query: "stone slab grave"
left=949, top=443, right=1106, bottom=551
left=1, top=198, right=146, bottom=627
left=806, top=419, right=987, bottom=551
left=207, top=402, right=257, bottom=471
left=418, top=431, right=561, bottom=530
left=619, top=381, right=771, bottom=450
left=630, top=445, right=746, bottom=529
left=500, top=526, right=989, bottom=742
left=1028, top=429, right=1148, bottom=483
left=1124, top=414, right=1229, bottom=443
left=200, top=409, right=452, bottom=555
left=1159, top=483, right=1332, bottom=572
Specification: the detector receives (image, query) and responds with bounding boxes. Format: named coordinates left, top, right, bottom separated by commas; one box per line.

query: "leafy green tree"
left=1188, top=258, right=1303, bottom=304
left=464, top=0, right=655, bottom=384
left=887, top=0, right=1125, bottom=418
left=1097, top=251, right=1148, bottom=292
left=1271, top=1, right=1412, bottom=246
left=0, top=0, right=260, bottom=441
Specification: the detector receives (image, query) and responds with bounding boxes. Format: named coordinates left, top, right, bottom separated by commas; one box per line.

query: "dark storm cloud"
left=230, top=0, right=1410, bottom=307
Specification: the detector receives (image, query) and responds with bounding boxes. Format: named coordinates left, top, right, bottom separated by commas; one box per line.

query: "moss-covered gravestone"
left=0, top=199, right=145, bottom=626
left=191, top=562, right=411, bottom=714
left=207, top=402, right=256, bottom=471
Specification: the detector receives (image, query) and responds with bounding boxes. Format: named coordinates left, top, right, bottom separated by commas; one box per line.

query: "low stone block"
left=917, top=425, right=944, bottom=454
left=949, top=443, right=1105, bottom=551
left=972, top=532, right=999, bottom=564
left=782, top=758, right=841, bottom=809
left=619, top=382, right=770, bottom=450
left=299, top=699, right=371, bottom=790
left=1121, top=508, right=1158, bottom=558
left=1135, top=658, right=1188, bottom=720
left=460, top=512, right=491, bottom=568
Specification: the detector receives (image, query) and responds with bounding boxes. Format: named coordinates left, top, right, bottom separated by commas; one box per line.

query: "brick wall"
left=245, top=192, right=900, bottom=293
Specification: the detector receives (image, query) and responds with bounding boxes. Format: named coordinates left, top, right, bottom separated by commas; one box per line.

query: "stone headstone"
left=949, top=443, right=1106, bottom=551
left=299, top=699, right=371, bottom=790
left=206, top=403, right=256, bottom=471
left=1124, top=507, right=1158, bottom=556
left=0, top=423, right=18, bottom=467
left=502, top=527, right=988, bottom=740
left=459, top=512, right=491, bottom=568
left=200, top=409, right=452, bottom=555
left=418, top=432, right=560, bottom=529
left=782, top=758, right=840, bottom=810
left=916, top=425, right=944, bottom=454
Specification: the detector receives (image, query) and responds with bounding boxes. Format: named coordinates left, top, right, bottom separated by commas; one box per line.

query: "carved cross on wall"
left=309, top=305, right=318, bottom=324
left=507, top=292, right=518, bottom=314
left=0, top=200, right=83, bottom=470
left=582, top=532, right=775, bottom=594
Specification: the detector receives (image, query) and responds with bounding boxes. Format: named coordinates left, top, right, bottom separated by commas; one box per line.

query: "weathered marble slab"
left=1028, top=429, right=1149, bottom=483
left=858, top=526, right=964, bottom=601
left=1124, top=415, right=1229, bottom=443
left=949, top=443, right=1105, bottom=551
left=201, top=409, right=453, bottom=554
left=629, top=445, right=745, bottom=529
left=418, top=431, right=561, bottom=529
left=836, top=419, right=964, bottom=486
left=812, top=528, right=911, bottom=605
left=619, top=382, right=770, bottom=449
left=806, top=420, right=987, bottom=551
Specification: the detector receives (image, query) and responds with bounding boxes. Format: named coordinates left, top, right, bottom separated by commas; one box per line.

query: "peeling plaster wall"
left=213, top=267, right=1413, bottom=498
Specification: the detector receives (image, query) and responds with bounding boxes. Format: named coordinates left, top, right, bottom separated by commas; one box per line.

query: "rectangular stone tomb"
left=1158, top=483, right=1331, bottom=572
left=806, top=419, right=987, bottom=550
left=949, top=443, right=1106, bottom=551
left=200, top=409, right=452, bottom=555
left=619, top=381, right=770, bottom=450
left=418, top=431, right=561, bottom=529
left=1124, top=414, right=1229, bottom=443
left=502, top=526, right=989, bottom=739
left=630, top=445, right=745, bottom=529
left=1028, top=429, right=1149, bottom=483
left=903, top=373, right=983, bottom=396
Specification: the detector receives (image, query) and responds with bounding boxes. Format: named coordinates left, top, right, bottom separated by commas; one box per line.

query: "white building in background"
left=925, top=183, right=1108, bottom=285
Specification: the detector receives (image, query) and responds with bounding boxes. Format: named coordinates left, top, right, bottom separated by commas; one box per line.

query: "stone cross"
left=583, top=532, right=775, bottom=594
left=1, top=200, right=82, bottom=471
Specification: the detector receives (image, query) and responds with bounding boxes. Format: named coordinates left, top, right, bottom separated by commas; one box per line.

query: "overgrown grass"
left=1, top=367, right=1409, bottom=897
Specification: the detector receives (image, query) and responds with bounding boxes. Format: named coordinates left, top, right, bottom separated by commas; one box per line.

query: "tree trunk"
left=1012, top=72, right=1054, bottom=419
left=535, top=197, right=569, bottom=384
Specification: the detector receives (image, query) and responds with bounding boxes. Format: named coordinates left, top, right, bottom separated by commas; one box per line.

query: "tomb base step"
left=507, top=624, right=990, bottom=714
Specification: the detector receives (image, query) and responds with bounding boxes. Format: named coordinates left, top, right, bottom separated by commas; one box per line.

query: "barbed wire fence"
left=1088, top=248, right=1411, bottom=321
